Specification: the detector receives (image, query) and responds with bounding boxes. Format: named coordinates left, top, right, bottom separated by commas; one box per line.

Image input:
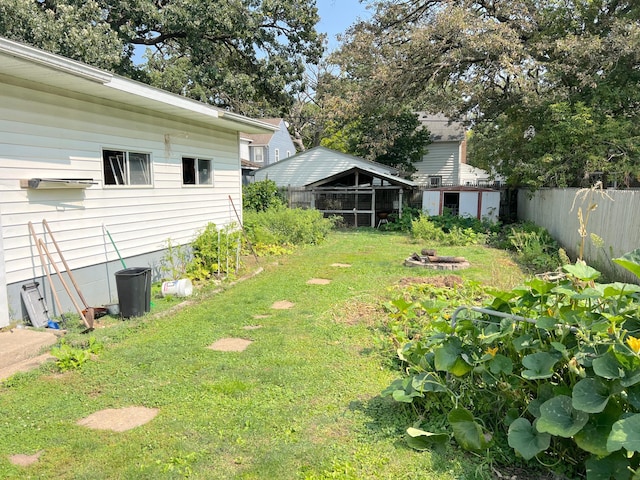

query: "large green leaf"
left=575, top=403, right=621, bottom=457
left=585, top=452, right=630, bottom=480
left=601, top=282, right=640, bottom=298
left=448, top=408, right=490, bottom=452
left=536, top=395, right=589, bottom=437
left=489, top=354, right=513, bottom=375
left=573, top=377, right=611, bottom=413
left=405, top=427, right=450, bottom=451
left=607, top=414, right=640, bottom=453
left=507, top=418, right=550, bottom=460
left=563, top=262, right=601, bottom=281
left=613, top=249, right=640, bottom=280
left=626, top=384, right=640, bottom=410
left=411, top=372, right=447, bottom=393
left=434, top=338, right=472, bottom=377
left=381, top=377, right=423, bottom=403
left=592, top=352, right=623, bottom=380
left=521, top=352, right=559, bottom=380
left=527, top=277, right=555, bottom=295
left=593, top=351, right=640, bottom=387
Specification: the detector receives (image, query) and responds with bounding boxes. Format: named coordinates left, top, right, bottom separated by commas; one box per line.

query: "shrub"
left=382, top=207, right=422, bottom=232
left=381, top=251, right=640, bottom=479
left=410, top=215, right=445, bottom=243
left=243, top=207, right=334, bottom=254
left=188, top=223, right=241, bottom=280
left=411, top=214, right=487, bottom=246
left=243, top=180, right=284, bottom=212
left=507, top=223, right=561, bottom=272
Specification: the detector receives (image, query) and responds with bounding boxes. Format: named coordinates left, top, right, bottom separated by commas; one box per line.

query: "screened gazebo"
left=305, top=166, right=416, bottom=228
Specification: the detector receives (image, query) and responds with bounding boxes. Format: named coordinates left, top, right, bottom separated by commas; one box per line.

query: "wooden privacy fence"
left=517, top=188, right=640, bottom=283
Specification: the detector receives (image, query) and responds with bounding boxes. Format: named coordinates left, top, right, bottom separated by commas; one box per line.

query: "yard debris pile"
left=404, top=249, right=470, bottom=270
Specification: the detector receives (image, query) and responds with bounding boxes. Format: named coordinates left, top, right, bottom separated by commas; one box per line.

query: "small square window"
left=183, top=157, right=213, bottom=186
left=103, top=149, right=151, bottom=186
left=429, top=176, right=442, bottom=187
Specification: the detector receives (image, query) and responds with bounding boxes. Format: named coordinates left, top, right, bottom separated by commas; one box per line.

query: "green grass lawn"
left=0, top=230, right=525, bottom=479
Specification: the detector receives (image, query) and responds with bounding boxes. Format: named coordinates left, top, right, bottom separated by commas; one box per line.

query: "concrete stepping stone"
left=271, top=300, right=295, bottom=310
left=9, top=450, right=43, bottom=466
left=243, top=325, right=262, bottom=331
left=77, top=406, right=159, bottom=432
left=330, top=263, right=351, bottom=268
left=209, top=338, right=253, bottom=352
left=307, top=278, right=331, bottom=285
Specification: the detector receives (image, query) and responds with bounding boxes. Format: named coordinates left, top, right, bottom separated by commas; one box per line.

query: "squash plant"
left=382, top=250, right=640, bottom=479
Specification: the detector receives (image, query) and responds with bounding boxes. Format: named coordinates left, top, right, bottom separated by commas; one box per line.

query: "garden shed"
left=254, top=147, right=416, bottom=227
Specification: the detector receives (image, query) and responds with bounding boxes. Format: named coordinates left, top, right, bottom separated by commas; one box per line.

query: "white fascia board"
left=0, top=37, right=112, bottom=83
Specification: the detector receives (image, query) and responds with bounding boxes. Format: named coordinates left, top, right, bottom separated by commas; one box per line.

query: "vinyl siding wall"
left=0, top=80, right=242, bottom=323
left=266, top=120, right=296, bottom=164
left=412, top=142, right=460, bottom=185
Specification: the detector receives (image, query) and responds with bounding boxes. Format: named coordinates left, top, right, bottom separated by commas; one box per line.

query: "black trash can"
left=115, top=267, right=151, bottom=318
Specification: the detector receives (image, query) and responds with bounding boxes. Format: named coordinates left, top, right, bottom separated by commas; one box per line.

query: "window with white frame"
left=182, top=157, right=213, bottom=185
left=286, top=150, right=291, bottom=158
left=103, top=149, right=152, bottom=186
left=429, top=176, right=442, bottom=187
left=274, top=148, right=280, bottom=162
left=254, top=147, right=263, bottom=163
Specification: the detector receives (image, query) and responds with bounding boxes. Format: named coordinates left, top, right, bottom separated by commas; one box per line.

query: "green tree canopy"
left=331, top=0, right=640, bottom=188
left=0, top=0, right=323, bottom=115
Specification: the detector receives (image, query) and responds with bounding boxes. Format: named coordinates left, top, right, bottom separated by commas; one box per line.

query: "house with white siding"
left=413, top=113, right=499, bottom=187
left=411, top=113, right=502, bottom=222
left=0, top=37, right=277, bottom=327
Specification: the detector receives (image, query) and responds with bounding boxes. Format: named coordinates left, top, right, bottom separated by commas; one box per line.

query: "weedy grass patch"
left=0, top=230, right=524, bottom=479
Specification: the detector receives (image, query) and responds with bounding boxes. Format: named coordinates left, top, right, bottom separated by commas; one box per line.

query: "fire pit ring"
left=403, top=250, right=470, bottom=270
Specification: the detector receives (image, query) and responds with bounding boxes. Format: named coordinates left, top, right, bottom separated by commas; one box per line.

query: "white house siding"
left=412, top=142, right=460, bottom=186
left=1, top=80, right=243, bottom=322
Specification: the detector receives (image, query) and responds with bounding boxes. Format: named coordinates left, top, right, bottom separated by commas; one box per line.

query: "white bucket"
left=161, top=278, right=193, bottom=297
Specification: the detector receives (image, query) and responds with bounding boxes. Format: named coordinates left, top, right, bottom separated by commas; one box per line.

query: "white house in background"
left=413, top=113, right=499, bottom=187
left=241, top=118, right=296, bottom=167
left=412, top=113, right=502, bottom=222
left=0, top=37, right=277, bottom=326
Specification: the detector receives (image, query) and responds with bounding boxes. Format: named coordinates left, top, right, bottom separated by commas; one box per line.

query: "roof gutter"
left=0, top=37, right=112, bottom=84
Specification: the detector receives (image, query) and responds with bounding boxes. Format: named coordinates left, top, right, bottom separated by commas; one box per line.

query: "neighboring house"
left=241, top=118, right=296, bottom=167
left=0, top=37, right=277, bottom=326
left=413, top=113, right=499, bottom=187
left=411, top=113, right=502, bottom=222
left=254, top=146, right=416, bottom=227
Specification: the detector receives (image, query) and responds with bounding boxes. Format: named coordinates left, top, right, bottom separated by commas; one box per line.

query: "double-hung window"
left=254, top=147, right=263, bottom=163
left=103, top=149, right=152, bottom=186
left=274, top=148, right=280, bottom=162
left=182, top=157, right=213, bottom=186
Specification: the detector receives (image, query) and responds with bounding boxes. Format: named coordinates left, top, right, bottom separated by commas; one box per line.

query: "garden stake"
left=103, top=223, right=127, bottom=269
left=228, top=195, right=260, bottom=265
left=38, top=239, right=92, bottom=330
left=28, top=222, right=68, bottom=326
left=42, top=219, right=96, bottom=326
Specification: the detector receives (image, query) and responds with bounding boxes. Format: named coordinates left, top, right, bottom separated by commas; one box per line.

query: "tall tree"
left=333, top=0, right=640, bottom=188
left=0, top=0, right=323, bottom=115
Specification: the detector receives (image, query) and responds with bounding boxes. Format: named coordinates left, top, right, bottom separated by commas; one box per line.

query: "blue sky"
left=315, top=0, right=371, bottom=51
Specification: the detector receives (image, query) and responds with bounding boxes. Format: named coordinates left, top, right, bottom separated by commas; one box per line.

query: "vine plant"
left=382, top=250, right=640, bottom=479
